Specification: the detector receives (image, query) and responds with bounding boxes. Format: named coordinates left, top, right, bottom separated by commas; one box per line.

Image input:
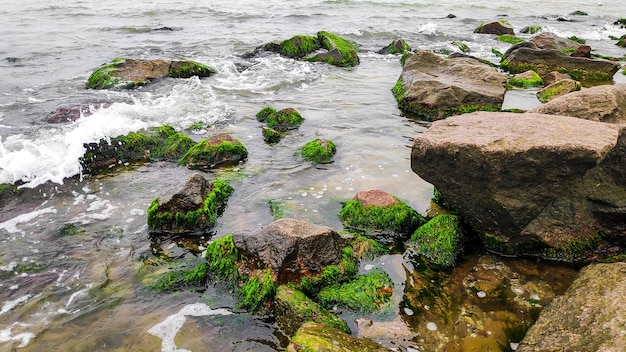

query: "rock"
left=509, top=70, right=543, bottom=88
left=502, top=44, right=620, bottom=81
left=48, top=103, right=110, bottom=123
left=518, top=262, right=626, bottom=352
left=378, top=38, right=410, bottom=55
left=616, top=34, right=626, bottom=47
left=520, top=25, right=542, bottom=35
left=339, top=190, right=426, bottom=245
left=530, top=84, right=626, bottom=123
left=474, top=20, right=515, bottom=35
left=411, top=112, right=625, bottom=262
left=392, top=49, right=507, bottom=120
left=265, top=108, right=304, bottom=131
left=80, top=125, right=195, bottom=174
left=310, top=31, right=360, bottom=67
left=300, top=138, right=336, bottom=164
left=147, top=174, right=233, bottom=236
left=540, top=71, right=571, bottom=85
left=179, top=133, right=248, bottom=169
left=288, top=322, right=392, bottom=352
left=529, top=32, right=580, bottom=51
left=535, top=79, right=581, bottom=103
left=355, top=317, right=415, bottom=343
left=233, top=218, right=347, bottom=284
left=275, top=285, right=350, bottom=337
left=570, top=44, right=591, bottom=58
left=266, top=35, right=321, bottom=59
left=0, top=183, right=20, bottom=211
left=409, top=214, right=464, bottom=267
left=86, top=58, right=216, bottom=89
left=262, top=127, right=284, bottom=145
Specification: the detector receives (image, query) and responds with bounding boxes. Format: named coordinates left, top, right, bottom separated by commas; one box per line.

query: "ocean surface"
left=1, top=0, right=625, bottom=351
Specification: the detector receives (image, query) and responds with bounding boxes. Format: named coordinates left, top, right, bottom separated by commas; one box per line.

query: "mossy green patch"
left=400, top=52, right=413, bottom=65
left=147, top=179, right=234, bottom=233
left=410, top=215, right=464, bottom=267
left=451, top=41, right=470, bottom=53
left=537, top=81, right=581, bottom=103
left=267, top=199, right=285, bottom=219
left=317, top=269, right=393, bottom=313
left=179, top=138, right=248, bottom=168
left=256, top=106, right=276, bottom=122
left=350, top=234, right=388, bottom=260
left=86, top=57, right=126, bottom=89
left=262, top=127, right=285, bottom=145
left=509, top=71, right=543, bottom=87
left=298, top=247, right=358, bottom=298
left=204, top=234, right=242, bottom=285
left=265, top=108, right=304, bottom=131
left=301, top=139, right=336, bottom=164
left=313, top=31, right=360, bottom=67
left=238, top=268, right=276, bottom=312
left=383, top=39, right=411, bottom=55
left=522, top=25, right=542, bottom=34
left=497, top=35, right=524, bottom=45
left=339, top=196, right=426, bottom=236
left=149, top=262, right=208, bottom=292
left=279, top=35, right=321, bottom=58
left=167, top=58, right=217, bottom=78
left=568, top=36, right=586, bottom=44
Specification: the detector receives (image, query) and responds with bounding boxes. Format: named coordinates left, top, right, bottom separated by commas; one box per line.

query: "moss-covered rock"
left=509, top=70, right=544, bottom=87
left=339, top=190, right=426, bottom=244
left=275, top=285, right=350, bottom=336
left=317, top=269, right=393, bottom=313
left=256, top=106, right=277, bottom=122
left=616, top=34, right=626, bottom=47
left=301, top=139, right=336, bottom=164
left=167, top=58, right=217, bottom=78
left=147, top=174, right=233, bottom=236
left=497, top=34, right=525, bottom=44
left=148, top=262, right=208, bottom=292
left=378, top=39, right=411, bottom=55
left=288, top=322, right=392, bottom=352
left=265, top=108, right=304, bottom=131
left=451, top=40, right=470, bottom=53
left=536, top=79, right=581, bottom=103
left=409, top=215, right=464, bottom=267
left=474, top=20, right=515, bottom=35
left=309, top=31, right=360, bottom=67
left=278, top=35, right=321, bottom=59
left=179, top=134, right=248, bottom=169
left=520, top=25, right=542, bottom=35
left=262, top=127, right=285, bottom=145
left=81, top=125, right=195, bottom=174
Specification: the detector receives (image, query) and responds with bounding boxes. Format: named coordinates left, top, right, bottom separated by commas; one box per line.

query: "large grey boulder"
left=530, top=83, right=626, bottom=123
left=233, top=218, right=346, bottom=284
left=393, top=49, right=506, bottom=120
left=411, top=112, right=626, bottom=262
left=518, top=262, right=626, bottom=351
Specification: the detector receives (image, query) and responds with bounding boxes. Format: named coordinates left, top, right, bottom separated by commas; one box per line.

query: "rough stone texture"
left=233, top=218, right=346, bottom=284
left=518, top=262, right=626, bottom=352
left=111, top=58, right=171, bottom=82
left=48, top=103, right=110, bottom=123
left=503, top=46, right=620, bottom=80
left=353, top=189, right=399, bottom=208
left=179, top=133, right=247, bottom=169
left=411, top=112, right=625, bottom=261
left=474, top=21, right=514, bottom=35
left=377, top=39, right=410, bottom=54
left=540, top=71, right=571, bottom=85
left=395, top=49, right=506, bottom=119
left=535, top=79, right=580, bottom=103
left=570, top=44, right=591, bottom=58
left=288, top=322, right=393, bottom=352
left=530, top=32, right=581, bottom=51
left=530, top=83, right=626, bottom=123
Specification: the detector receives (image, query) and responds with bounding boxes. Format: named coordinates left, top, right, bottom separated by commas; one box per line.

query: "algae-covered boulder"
left=262, top=127, right=285, bottom=145
left=509, top=70, right=543, bottom=88
left=409, top=215, right=464, bottom=267
left=81, top=125, right=195, bottom=174
left=535, top=79, right=581, bottom=103
left=529, top=32, right=580, bottom=51
left=309, top=31, right=360, bottom=67
left=339, top=189, right=426, bottom=245
left=179, top=133, right=248, bottom=169
left=317, top=269, right=394, bottom=313
left=288, top=322, right=393, bottom=352
left=301, top=139, right=336, bottom=164
left=233, top=218, right=347, bottom=284
left=266, top=108, right=304, bottom=131
left=147, top=173, right=233, bottom=236
left=531, top=83, right=626, bottom=123
left=266, top=35, right=321, bottom=59
left=86, top=58, right=216, bottom=89
left=393, top=49, right=506, bottom=120
left=377, top=39, right=411, bottom=55
left=275, top=285, right=350, bottom=337
left=256, top=106, right=277, bottom=122
left=474, top=20, right=515, bottom=35
left=518, top=262, right=626, bottom=352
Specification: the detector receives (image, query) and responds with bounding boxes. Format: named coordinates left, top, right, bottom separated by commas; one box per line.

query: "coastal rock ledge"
left=411, top=112, right=626, bottom=262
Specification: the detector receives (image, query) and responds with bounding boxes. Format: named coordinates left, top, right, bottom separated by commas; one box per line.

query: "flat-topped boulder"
left=474, top=20, right=514, bottom=35
left=233, top=218, right=347, bottom=284
left=392, top=49, right=507, bottom=120
left=529, top=32, right=581, bottom=51
left=411, top=112, right=626, bottom=262
left=531, top=83, right=626, bottom=123
left=518, top=262, right=626, bottom=351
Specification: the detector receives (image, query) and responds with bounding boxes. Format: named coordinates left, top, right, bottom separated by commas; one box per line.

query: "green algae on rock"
left=410, top=215, right=464, bottom=267
left=379, top=38, right=411, bottom=55
left=509, top=70, right=544, bottom=88
left=167, top=58, right=217, bottom=78
left=148, top=262, right=208, bottom=292
left=309, top=31, right=360, bottom=67
left=265, top=107, right=304, bottom=131
left=262, top=127, right=285, bottom=145
left=497, top=34, right=524, bottom=45
left=179, top=133, right=248, bottom=169
left=536, top=78, right=581, bottom=102
left=288, top=322, right=392, bottom=352
left=256, top=106, right=277, bottom=122
left=301, top=138, right=336, bottom=164
left=277, top=35, right=321, bottom=58
left=317, top=269, right=394, bottom=313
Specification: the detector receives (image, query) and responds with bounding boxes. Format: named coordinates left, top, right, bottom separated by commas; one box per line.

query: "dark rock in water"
left=502, top=45, right=619, bottom=81
left=446, top=14, right=457, bottom=19
left=310, top=31, right=360, bottom=67
left=233, top=218, right=347, bottom=284
left=393, top=49, right=506, bottom=120
left=179, top=133, right=248, bottom=170
left=570, top=44, right=591, bottom=58
left=520, top=25, right=542, bottom=34
left=411, top=112, right=626, bottom=262
left=569, top=10, right=588, bottom=16
left=86, top=58, right=216, bottom=89
left=48, top=103, right=111, bottom=123
left=616, top=33, right=626, bottom=47
left=535, top=79, right=581, bottom=103
left=147, top=173, right=233, bottom=236
left=474, top=20, right=514, bottom=35
left=530, top=32, right=580, bottom=51
left=378, top=39, right=410, bottom=55
left=288, top=322, right=393, bottom=352
left=518, top=262, right=626, bottom=351
left=531, top=84, right=626, bottom=123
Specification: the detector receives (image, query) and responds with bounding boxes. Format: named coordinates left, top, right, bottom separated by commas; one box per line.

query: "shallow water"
left=1, top=0, right=624, bottom=351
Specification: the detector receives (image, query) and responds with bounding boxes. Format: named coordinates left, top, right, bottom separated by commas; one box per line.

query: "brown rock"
left=353, top=190, right=399, bottom=208
left=570, top=44, right=591, bottom=58
left=474, top=21, right=514, bottom=35
left=535, top=79, right=581, bottom=103
left=530, top=32, right=581, bottom=51
left=48, top=103, right=110, bottom=123
left=540, top=71, right=571, bottom=85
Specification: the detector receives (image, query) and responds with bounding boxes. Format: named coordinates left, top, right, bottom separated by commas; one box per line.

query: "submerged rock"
left=518, top=262, right=626, bottom=351
left=530, top=83, right=626, bottom=123
left=409, top=214, right=464, bottom=267
left=377, top=38, right=411, bottom=55
left=288, top=322, right=392, bottom=352
left=392, top=49, right=506, bottom=120
left=411, top=112, right=626, bottom=262
left=48, top=103, right=110, bottom=123
left=86, top=58, right=216, bottom=89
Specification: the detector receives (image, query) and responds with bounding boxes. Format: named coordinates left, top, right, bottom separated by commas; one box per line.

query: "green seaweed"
left=204, top=234, right=242, bottom=285
left=149, top=262, right=208, bottom=292
left=86, top=57, right=126, bottom=89
left=238, top=269, right=276, bottom=312
left=265, top=108, right=304, bottom=131
left=267, top=199, right=285, bottom=219
left=262, top=127, right=285, bottom=145
left=509, top=71, right=543, bottom=87
left=317, top=269, right=393, bottom=313
left=339, top=196, right=426, bottom=236
left=167, top=58, right=217, bottom=78
left=301, top=139, right=336, bottom=164
left=451, top=40, right=470, bottom=53
left=410, top=215, right=464, bottom=267
left=383, top=39, right=411, bottom=55
left=256, top=106, right=276, bottom=122
left=313, top=31, right=360, bottom=67
left=568, top=36, right=586, bottom=44
left=496, top=35, right=524, bottom=44
left=279, top=35, right=321, bottom=58
left=179, top=138, right=248, bottom=168
left=537, top=81, right=581, bottom=103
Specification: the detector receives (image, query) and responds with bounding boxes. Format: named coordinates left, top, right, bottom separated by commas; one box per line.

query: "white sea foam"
left=0, top=294, right=32, bottom=315
left=148, top=303, right=233, bottom=352
left=0, top=323, right=35, bottom=348
left=0, top=207, right=57, bottom=234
